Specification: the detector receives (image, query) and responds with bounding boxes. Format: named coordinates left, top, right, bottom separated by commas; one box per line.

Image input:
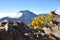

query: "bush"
left=28, top=12, right=55, bottom=29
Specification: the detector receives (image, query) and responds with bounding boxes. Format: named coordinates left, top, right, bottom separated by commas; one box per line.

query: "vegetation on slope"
left=28, top=11, right=55, bottom=29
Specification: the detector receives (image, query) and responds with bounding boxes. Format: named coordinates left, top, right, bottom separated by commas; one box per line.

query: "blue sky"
left=0, top=0, right=60, bottom=18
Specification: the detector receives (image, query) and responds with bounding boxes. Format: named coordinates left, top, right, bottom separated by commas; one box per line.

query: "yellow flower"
left=31, top=21, right=35, bottom=25
left=34, top=17, right=37, bottom=21
left=40, top=15, right=46, bottom=19
left=34, top=26, right=39, bottom=29
left=40, top=21, right=45, bottom=24
left=48, top=13, right=55, bottom=18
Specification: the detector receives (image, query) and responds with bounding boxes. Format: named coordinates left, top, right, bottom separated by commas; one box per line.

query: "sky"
left=0, top=0, right=60, bottom=18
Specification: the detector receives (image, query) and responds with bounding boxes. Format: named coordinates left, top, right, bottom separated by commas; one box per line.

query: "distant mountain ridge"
left=0, top=10, right=37, bottom=24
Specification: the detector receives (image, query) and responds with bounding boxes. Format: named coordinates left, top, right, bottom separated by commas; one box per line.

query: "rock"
left=52, top=30, right=60, bottom=38
left=53, top=15, right=60, bottom=23
left=0, top=21, right=30, bottom=40
left=47, top=12, right=60, bottom=39
left=52, top=25, right=59, bottom=31
left=42, top=27, right=51, bottom=35
left=4, top=23, right=9, bottom=31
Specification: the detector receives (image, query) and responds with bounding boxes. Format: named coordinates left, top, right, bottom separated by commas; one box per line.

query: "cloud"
left=0, top=12, right=23, bottom=18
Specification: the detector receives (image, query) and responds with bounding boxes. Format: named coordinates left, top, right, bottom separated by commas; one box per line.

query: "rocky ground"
left=0, top=16, right=60, bottom=40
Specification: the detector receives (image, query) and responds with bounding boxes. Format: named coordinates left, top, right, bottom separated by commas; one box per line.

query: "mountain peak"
left=18, top=10, right=36, bottom=15
left=19, top=10, right=30, bottom=12
left=18, top=10, right=37, bottom=24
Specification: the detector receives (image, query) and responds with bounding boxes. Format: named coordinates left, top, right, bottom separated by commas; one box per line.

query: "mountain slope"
left=0, top=10, right=37, bottom=24
left=18, top=10, right=37, bottom=24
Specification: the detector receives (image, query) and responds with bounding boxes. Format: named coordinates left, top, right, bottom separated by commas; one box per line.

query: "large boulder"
left=48, top=11, right=60, bottom=39
left=0, top=21, right=30, bottom=40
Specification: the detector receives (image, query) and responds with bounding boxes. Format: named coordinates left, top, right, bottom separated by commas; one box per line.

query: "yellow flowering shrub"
left=29, top=11, right=55, bottom=29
